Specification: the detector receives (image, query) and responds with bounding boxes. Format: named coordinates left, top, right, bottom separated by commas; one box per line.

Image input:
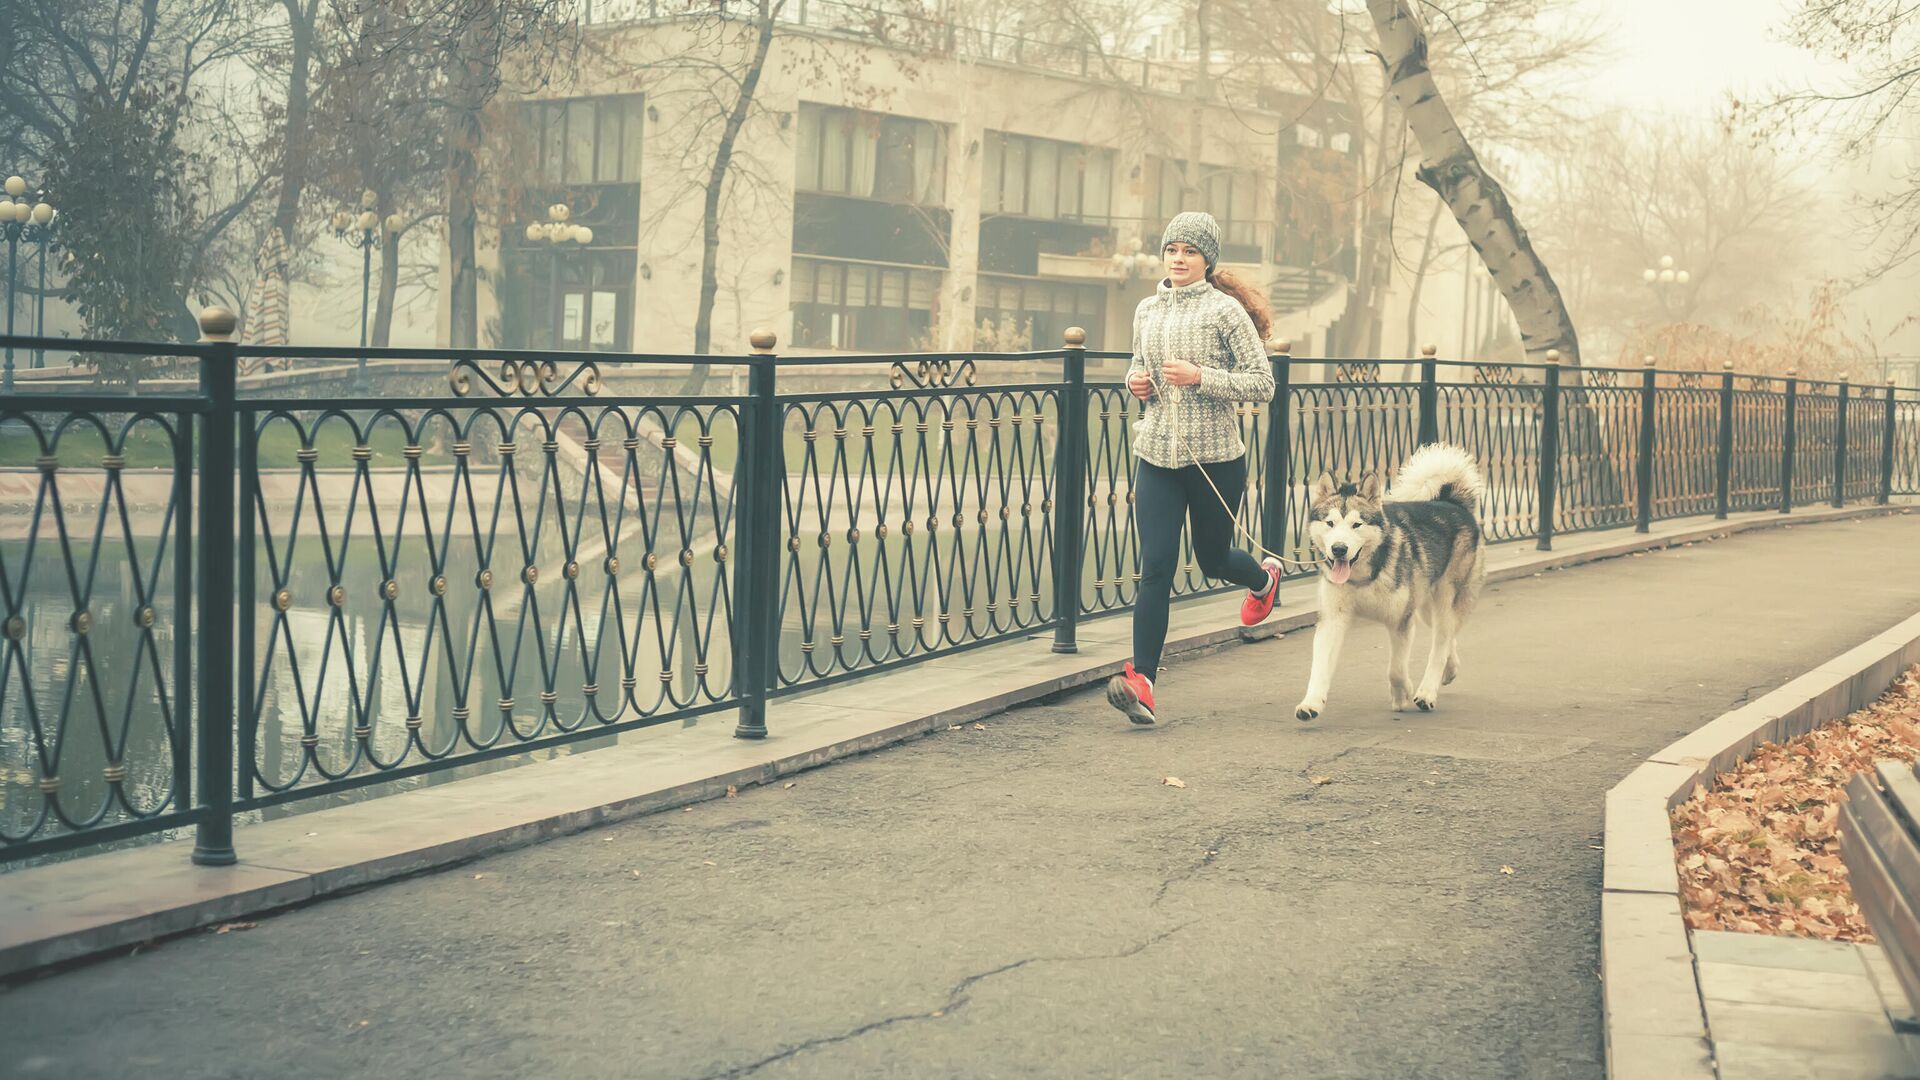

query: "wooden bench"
left=1841, top=762, right=1920, bottom=1024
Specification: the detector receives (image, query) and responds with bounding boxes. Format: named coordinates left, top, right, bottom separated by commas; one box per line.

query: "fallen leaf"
left=783, top=782, right=796, bottom=789
left=947, top=724, right=961, bottom=731
left=213, top=921, right=257, bottom=934
left=1499, top=865, right=1515, bottom=875
left=703, top=860, right=716, bottom=866
left=972, top=723, right=987, bottom=731
left=725, top=785, right=738, bottom=798
left=473, top=873, right=486, bottom=880
left=1162, top=776, right=1186, bottom=789
left=1310, top=775, right=1333, bottom=786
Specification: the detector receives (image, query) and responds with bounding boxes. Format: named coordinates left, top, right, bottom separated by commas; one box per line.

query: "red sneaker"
left=1240, top=556, right=1282, bottom=626
left=1106, top=662, right=1157, bottom=725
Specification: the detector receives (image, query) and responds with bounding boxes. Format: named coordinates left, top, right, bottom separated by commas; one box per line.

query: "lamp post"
left=332, top=189, right=390, bottom=391
left=3, top=175, right=58, bottom=392
left=524, top=204, right=592, bottom=348
left=1638, top=255, right=1692, bottom=363
left=1640, top=254, right=1691, bottom=311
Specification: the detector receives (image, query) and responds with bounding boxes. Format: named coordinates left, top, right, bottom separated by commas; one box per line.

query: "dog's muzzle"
left=1326, top=543, right=1354, bottom=584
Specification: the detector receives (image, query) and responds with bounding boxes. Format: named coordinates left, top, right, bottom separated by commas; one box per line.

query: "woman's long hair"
left=1208, top=268, right=1274, bottom=342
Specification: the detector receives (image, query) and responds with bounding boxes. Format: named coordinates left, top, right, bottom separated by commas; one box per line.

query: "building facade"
left=468, top=6, right=1362, bottom=360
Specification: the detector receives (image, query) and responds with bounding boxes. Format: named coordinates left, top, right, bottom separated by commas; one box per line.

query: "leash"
left=1146, top=373, right=1323, bottom=570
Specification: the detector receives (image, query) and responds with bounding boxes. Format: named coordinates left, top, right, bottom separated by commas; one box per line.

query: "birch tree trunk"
left=1367, top=0, right=1623, bottom=508
left=1365, top=0, right=1580, bottom=366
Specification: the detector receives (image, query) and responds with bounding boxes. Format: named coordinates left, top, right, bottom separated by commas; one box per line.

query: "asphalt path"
left=7, top=515, right=1920, bottom=1080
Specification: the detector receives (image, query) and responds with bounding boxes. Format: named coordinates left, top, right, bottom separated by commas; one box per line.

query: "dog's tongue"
left=1327, top=558, right=1352, bottom=584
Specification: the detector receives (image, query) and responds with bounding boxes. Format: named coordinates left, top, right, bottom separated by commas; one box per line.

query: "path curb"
left=1600, top=606, right=1920, bottom=1079
left=2, top=502, right=1913, bottom=982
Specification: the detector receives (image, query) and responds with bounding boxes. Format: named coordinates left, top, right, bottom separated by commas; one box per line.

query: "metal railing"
left=3, top=320, right=1918, bottom=866
left=575, top=0, right=1274, bottom=105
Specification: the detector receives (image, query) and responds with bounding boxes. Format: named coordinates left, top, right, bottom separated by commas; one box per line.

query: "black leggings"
left=1133, top=457, right=1269, bottom=681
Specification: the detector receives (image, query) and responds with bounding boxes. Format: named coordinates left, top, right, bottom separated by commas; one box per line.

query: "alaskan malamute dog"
left=1294, top=443, right=1487, bottom=721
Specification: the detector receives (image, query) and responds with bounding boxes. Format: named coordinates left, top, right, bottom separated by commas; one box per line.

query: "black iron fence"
left=3, top=318, right=1918, bottom=865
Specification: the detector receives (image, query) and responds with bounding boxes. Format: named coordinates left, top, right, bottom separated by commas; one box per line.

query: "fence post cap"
left=1271, top=339, right=1292, bottom=356
left=1544, top=349, right=1560, bottom=365
left=1840, top=372, right=1850, bottom=381
left=1787, top=367, right=1798, bottom=377
left=1643, top=355, right=1656, bottom=367
left=1063, top=326, right=1086, bottom=347
left=1420, top=344, right=1437, bottom=357
left=198, top=306, right=238, bottom=342
left=1721, top=360, right=1735, bottom=370
left=749, top=329, right=777, bottom=354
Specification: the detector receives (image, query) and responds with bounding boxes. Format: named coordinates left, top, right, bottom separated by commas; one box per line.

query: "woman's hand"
left=1127, top=371, right=1154, bottom=401
left=1162, top=357, right=1203, bottom=387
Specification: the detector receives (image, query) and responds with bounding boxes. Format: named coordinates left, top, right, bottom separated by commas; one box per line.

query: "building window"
left=796, top=105, right=947, bottom=206
left=526, top=96, right=645, bottom=186
left=982, top=133, right=1113, bottom=222
left=502, top=249, right=636, bottom=352
left=975, top=277, right=1105, bottom=351
left=791, top=257, right=942, bottom=351
left=1146, top=157, right=1261, bottom=259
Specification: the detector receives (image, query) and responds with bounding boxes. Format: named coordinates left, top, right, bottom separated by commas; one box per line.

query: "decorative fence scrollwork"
left=889, top=357, right=977, bottom=390
left=3, top=325, right=1916, bottom=866
left=448, top=357, right=603, bottom=398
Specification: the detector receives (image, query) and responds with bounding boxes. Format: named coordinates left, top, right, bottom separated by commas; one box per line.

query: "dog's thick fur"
left=1293, top=443, right=1487, bottom=720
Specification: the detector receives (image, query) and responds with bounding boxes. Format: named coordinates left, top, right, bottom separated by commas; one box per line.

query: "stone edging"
left=1600, top=608, right=1920, bottom=1078
left=1, top=502, right=1912, bottom=982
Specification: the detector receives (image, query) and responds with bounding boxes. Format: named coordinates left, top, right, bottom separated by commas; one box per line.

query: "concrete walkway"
left=7, top=515, right=1920, bottom=1079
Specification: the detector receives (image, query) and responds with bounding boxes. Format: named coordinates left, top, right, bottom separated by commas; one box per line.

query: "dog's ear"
left=1312, top=472, right=1337, bottom=501
left=1358, top=471, right=1383, bottom=501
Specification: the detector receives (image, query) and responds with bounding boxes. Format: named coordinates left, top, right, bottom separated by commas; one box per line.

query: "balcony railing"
left=3, top=322, right=1917, bottom=866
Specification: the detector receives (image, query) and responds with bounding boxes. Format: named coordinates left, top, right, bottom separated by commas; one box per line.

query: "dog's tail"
left=1388, top=443, right=1484, bottom=512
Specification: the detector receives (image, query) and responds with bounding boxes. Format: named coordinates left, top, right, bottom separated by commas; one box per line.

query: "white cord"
left=1146, top=375, right=1324, bottom=570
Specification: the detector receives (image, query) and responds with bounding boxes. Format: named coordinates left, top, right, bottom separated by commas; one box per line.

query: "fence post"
left=1417, top=345, right=1439, bottom=446
left=1781, top=369, right=1798, bottom=513
left=1883, top=379, right=1899, bottom=505
left=193, top=307, right=239, bottom=866
left=1052, top=327, right=1088, bottom=654
left=1535, top=351, right=1562, bottom=551
left=1635, top=356, right=1656, bottom=533
left=1833, top=374, right=1849, bottom=508
left=733, top=330, right=780, bottom=740
left=1261, top=341, right=1292, bottom=570
left=1715, top=360, right=1734, bottom=520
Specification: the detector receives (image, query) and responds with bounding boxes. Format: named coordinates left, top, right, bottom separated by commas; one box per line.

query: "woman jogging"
left=1105, top=210, right=1281, bottom=725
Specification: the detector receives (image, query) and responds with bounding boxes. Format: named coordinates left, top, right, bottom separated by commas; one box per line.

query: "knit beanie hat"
left=1160, top=211, right=1222, bottom=269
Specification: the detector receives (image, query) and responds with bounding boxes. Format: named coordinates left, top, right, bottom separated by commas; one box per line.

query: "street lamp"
left=3, top=175, right=59, bottom=393
left=526, top=204, right=592, bottom=347
left=1640, top=254, right=1691, bottom=292
left=332, top=189, right=391, bottom=391
left=1109, top=235, right=1156, bottom=281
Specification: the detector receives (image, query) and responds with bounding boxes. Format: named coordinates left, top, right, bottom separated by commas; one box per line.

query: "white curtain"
left=849, top=116, right=880, bottom=198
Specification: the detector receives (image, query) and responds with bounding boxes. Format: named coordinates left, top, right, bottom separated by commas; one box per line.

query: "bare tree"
left=582, top=0, right=932, bottom=390
left=1528, top=118, right=1812, bottom=360
left=1763, top=1, right=1920, bottom=278
left=0, top=0, right=279, bottom=337
left=314, top=1, right=449, bottom=345
left=353, top=0, right=576, bottom=348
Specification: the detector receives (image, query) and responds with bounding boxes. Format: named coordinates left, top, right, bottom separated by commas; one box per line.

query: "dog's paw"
left=1414, top=694, right=1437, bottom=712
left=1293, top=701, right=1322, bottom=722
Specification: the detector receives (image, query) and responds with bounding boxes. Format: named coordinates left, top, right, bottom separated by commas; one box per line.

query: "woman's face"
left=1163, top=241, right=1206, bottom=287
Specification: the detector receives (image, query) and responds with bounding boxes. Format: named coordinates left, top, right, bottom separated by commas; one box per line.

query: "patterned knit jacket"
left=1124, top=277, right=1276, bottom=469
